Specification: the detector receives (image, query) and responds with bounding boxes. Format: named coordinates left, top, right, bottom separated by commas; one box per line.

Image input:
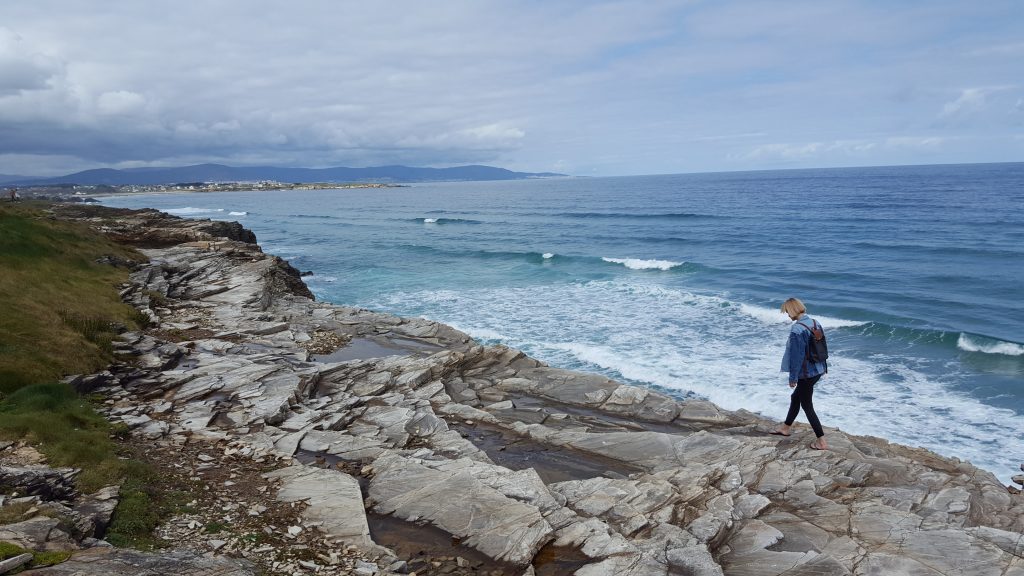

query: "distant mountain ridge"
left=10, top=164, right=565, bottom=186
left=0, top=174, right=28, bottom=184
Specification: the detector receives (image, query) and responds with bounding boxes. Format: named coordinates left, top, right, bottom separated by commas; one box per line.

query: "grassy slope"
left=0, top=202, right=150, bottom=492
left=0, top=202, right=146, bottom=392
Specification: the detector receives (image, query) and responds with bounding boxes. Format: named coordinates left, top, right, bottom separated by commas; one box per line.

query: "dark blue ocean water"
left=101, top=162, right=1024, bottom=482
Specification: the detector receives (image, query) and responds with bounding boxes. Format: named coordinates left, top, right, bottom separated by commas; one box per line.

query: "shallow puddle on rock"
left=508, top=393, right=710, bottom=436
left=312, top=338, right=401, bottom=362
left=452, top=421, right=642, bottom=484
left=532, top=542, right=591, bottom=576
left=311, top=336, right=441, bottom=363
left=368, top=513, right=522, bottom=575
left=296, top=451, right=595, bottom=574
left=295, top=451, right=522, bottom=575
left=388, top=335, right=444, bottom=352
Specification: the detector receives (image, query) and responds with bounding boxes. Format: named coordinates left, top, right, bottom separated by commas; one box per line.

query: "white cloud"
left=0, top=1, right=1022, bottom=175
left=691, top=132, right=767, bottom=142
left=96, top=90, right=146, bottom=115
left=741, top=140, right=877, bottom=162
left=967, top=42, right=1024, bottom=57
left=461, top=123, right=525, bottom=141
left=885, top=136, right=946, bottom=149
left=940, top=88, right=989, bottom=119
left=0, top=27, right=62, bottom=94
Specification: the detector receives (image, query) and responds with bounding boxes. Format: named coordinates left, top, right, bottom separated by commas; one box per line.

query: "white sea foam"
left=364, top=280, right=1024, bottom=483
left=446, top=323, right=508, bottom=342
left=739, top=304, right=790, bottom=325
left=423, top=218, right=438, bottom=223
left=229, top=211, right=248, bottom=216
left=165, top=207, right=225, bottom=215
left=957, top=334, right=1024, bottom=356
left=739, top=303, right=866, bottom=329
left=542, top=253, right=554, bottom=259
left=602, top=257, right=682, bottom=270
left=814, top=315, right=867, bottom=329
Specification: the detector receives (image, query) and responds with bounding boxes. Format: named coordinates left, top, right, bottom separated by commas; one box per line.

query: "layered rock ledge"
left=4, top=207, right=1023, bottom=576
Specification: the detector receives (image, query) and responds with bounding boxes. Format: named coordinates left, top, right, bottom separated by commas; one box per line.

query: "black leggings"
left=785, top=375, right=824, bottom=437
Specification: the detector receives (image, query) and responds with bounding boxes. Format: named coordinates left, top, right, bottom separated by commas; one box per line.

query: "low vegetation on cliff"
left=0, top=202, right=149, bottom=496
left=0, top=202, right=146, bottom=392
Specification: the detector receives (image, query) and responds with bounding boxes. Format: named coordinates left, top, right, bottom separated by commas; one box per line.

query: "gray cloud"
left=1, top=1, right=1022, bottom=176
left=0, top=28, right=62, bottom=94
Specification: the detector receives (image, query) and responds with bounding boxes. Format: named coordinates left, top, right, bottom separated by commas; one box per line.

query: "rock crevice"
left=4, top=209, right=1023, bottom=576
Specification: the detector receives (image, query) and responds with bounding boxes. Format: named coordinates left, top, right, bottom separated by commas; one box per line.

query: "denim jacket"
left=780, top=314, right=827, bottom=382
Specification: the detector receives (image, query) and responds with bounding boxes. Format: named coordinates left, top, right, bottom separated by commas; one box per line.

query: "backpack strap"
left=799, top=319, right=827, bottom=375
left=798, top=319, right=821, bottom=335
left=796, top=319, right=820, bottom=377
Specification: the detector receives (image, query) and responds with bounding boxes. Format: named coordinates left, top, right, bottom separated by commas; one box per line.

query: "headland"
left=2, top=203, right=1022, bottom=576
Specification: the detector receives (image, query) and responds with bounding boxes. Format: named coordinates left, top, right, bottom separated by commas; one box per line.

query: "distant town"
left=91, top=180, right=403, bottom=194
left=6, top=180, right=403, bottom=201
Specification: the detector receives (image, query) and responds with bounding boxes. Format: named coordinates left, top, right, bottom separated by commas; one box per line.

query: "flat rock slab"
left=61, top=209, right=1024, bottom=576
left=264, top=465, right=371, bottom=544
left=368, top=453, right=553, bottom=566
left=0, top=517, right=75, bottom=551
left=25, top=547, right=257, bottom=575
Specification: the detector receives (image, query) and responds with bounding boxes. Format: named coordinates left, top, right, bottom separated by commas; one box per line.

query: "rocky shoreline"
left=2, top=205, right=1024, bottom=576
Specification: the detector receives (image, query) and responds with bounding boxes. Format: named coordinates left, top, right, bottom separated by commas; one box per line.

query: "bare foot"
left=769, top=425, right=792, bottom=437
left=809, top=439, right=829, bottom=450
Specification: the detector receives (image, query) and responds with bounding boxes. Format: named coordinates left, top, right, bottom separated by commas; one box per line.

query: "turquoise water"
left=101, top=162, right=1024, bottom=482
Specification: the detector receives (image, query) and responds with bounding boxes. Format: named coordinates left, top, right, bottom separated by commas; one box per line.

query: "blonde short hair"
left=781, top=298, right=806, bottom=317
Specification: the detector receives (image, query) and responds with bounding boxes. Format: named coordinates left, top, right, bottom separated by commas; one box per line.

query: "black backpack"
left=800, top=319, right=829, bottom=368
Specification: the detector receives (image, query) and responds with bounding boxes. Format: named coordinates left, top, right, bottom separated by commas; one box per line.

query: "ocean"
left=99, top=162, right=1024, bottom=483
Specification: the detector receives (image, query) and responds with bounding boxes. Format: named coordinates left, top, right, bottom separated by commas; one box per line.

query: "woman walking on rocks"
left=771, top=297, right=829, bottom=450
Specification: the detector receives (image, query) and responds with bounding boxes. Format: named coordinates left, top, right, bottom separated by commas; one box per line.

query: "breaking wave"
left=165, top=207, right=225, bottom=215
left=602, top=257, right=684, bottom=271
left=958, top=334, right=1024, bottom=356
left=415, top=217, right=483, bottom=225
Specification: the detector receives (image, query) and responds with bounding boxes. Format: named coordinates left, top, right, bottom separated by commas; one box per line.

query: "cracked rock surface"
left=6, top=208, right=1023, bottom=576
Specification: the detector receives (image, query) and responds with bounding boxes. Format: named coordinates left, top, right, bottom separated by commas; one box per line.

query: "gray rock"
left=855, top=552, right=942, bottom=576
left=0, top=553, right=34, bottom=574
left=733, top=493, right=771, bottom=520
left=69, top=486, right=120, bottom=538
left=65, top=211, right=1024, bottom=576
left=550, top=476, right=675, bottom=536
left=0, top=517, right=76, bottom=551
left=369, top=453, right=552, bottom=565
left=405, top=409, right=448, bottom=437
left=0, top=466, right=80, bottom=501
left=24, top=546, right=257, bottom=575
left=666, top=545, right=724, bottom=576
left=263, top=465, right=371, bottom=544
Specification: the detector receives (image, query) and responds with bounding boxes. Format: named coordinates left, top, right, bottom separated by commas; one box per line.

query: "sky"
left=1, top=1, right=1022, bottom=177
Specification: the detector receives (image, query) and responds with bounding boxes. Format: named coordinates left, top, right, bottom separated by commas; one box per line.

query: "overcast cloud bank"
left=1, top=1, right=1022, bottom=177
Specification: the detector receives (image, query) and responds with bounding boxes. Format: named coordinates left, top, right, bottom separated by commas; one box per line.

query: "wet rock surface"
left=4, top=207, right=1024, bottom=575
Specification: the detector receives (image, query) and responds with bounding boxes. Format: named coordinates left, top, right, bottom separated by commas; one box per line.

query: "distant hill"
left=11, top=164, right=565, bottom=186
left=0, top=174, right=28, bottom=185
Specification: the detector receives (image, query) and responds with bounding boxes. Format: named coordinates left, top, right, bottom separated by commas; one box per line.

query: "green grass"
left=105, top=458, right=199, bottom=550
left=0, top=202, right=150, bottom=489
left=0, top=541, right=71, bottom=570
left=104, top=459, right=162, bottom=548
left=0, top=202, right=146, bottom=394
left=0, top=382, right=122, bottom=492
left=0, top=202, right=168, bottom=547
left=0, top=502, right=34, bottom=525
